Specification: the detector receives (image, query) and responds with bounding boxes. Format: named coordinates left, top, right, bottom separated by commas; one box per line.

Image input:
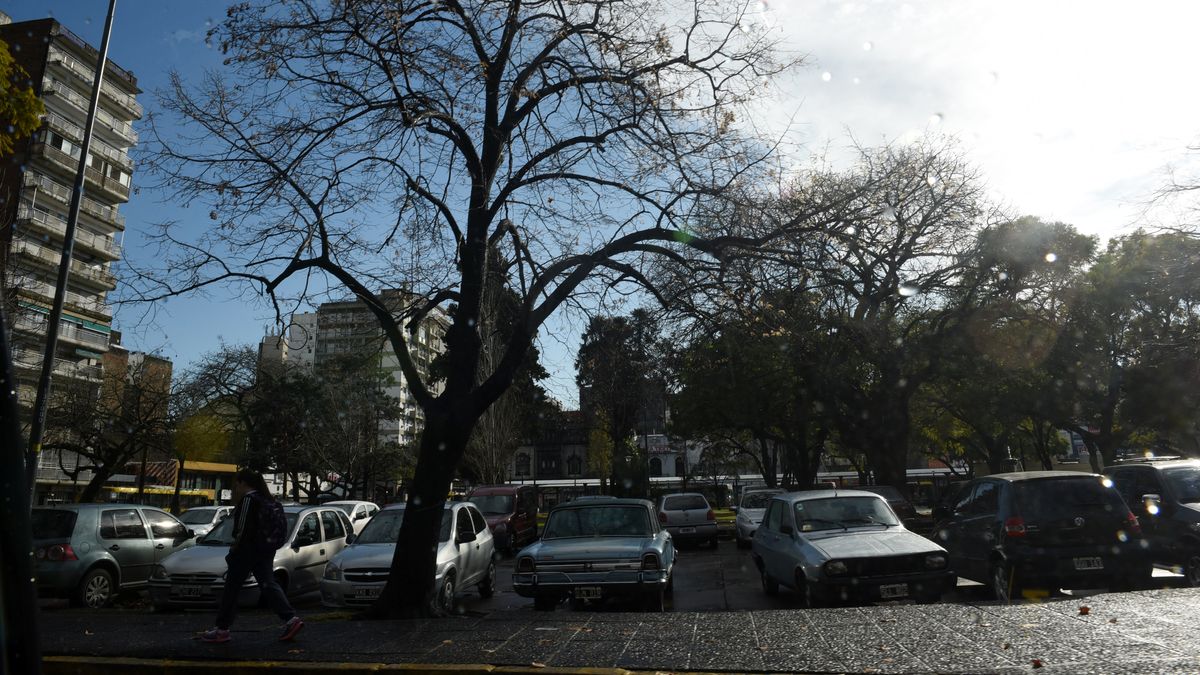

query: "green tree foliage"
left=0, top=38, right=43, bottom=156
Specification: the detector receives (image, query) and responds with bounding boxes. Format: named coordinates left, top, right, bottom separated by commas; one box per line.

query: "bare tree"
left=136, top=0, right=812, bottom=615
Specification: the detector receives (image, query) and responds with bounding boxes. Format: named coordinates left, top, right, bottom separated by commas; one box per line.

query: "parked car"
left=855, top=485, right=920, bottom=528
left=733, top=488, right=783, bottom=548
left=177, top=506, right=233, bottom=538
left=514, top=498, right=676, bottom=611
left=1104, top=460, right=1200, bottom=586
left=149, top=504, right=353, bottom=610
left=32, top=504, right=196, bottom=608
left=933, top=471, right=1152, bottom=600
left=467, top=484, right=538, bottom=554
left=325, top=500, right=380, bottom=535
left=657, top=492, right=718, bottom=548
left=321, top=501, right=496, bottom=610
left=753, top=491, right=953, bottom=606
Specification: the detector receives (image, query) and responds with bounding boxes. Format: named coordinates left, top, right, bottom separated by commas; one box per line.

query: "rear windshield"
left=740, top=492, right=780, bottom=509
left=859, top=486, right=903, bottom=501
left=663, top=495, right=708, bottom=511
left=544, top=506, right=652, bottom=538
left=179, top=509, right=217, bottom=524
left=1163, top=467, right=1200, bottom=504
left=1014, top=478, right=1127, bottom=519
left=469, top=494, right=514, bottom=515
left=355, top=509, right=452, bottom=544
left=201, top=512, right=300, bottom=545
left=32, top=509, right=77, bottom=539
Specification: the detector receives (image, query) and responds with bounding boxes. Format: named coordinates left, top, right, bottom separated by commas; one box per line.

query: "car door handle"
left=109, top=545, right=120, bottom=551
left=155, top=544, right=165, bottom=550
left=320, top=549, right=325, bottom=556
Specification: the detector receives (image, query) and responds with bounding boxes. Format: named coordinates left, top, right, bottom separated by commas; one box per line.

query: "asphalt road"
left=41, top=538, right=1187, bottom=616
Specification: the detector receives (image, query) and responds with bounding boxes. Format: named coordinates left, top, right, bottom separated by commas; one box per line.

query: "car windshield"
left=355, top=509, right=452, bottom=544
left=200, top=512, right=300, bottom=545
left=1163, top=467, right=1200, bottom=504
left=794, top=497, right=899, bottom=531
left=1014, top=478, right=1128, bottom=519
left=741, top=492, right=780, bottom=509
left=31, top=509, right=77, bottom=539
left=663, top=495, right=707, bottom=511
left=330, top=504, right=355, bottom=516
left=544, top=506, right=652, bottom=539
left=468, top=495, right=514, bottom=515
left=179, top=509, right=216, bottom=525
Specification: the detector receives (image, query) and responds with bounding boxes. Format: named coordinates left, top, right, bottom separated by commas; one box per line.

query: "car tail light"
left=1003, top=517, right=1026, bottom=538
left=658, top=512, right=668, bottom=525
left=1125, top=511, right=1141, bottom=535
left=706, top=509, right=715, bottom=522
left=641, top=552, right=660, bottom=571
left=46, top=544, right=77, bottom=562
left=517, top=557, right=535, bottom=573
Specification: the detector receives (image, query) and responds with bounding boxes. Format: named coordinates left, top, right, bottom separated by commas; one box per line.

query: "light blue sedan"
left=513, top=498, right=675, bottom=611
left=752, top=490, right=954, bottom=606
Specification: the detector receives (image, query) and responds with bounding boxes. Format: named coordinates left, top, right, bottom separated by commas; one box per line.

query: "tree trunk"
left=78, top=467, right=114, bottom=503
left=373, top=406, right=472, bottom=618
left=171, top=457, right=185, bottom=514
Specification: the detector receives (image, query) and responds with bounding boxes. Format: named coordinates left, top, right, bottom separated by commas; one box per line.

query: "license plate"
left=176, top=585, right=205, bottom=597
left=574, top=586, right=602, bottom=600
left=355, top=587, right=382, bottom=600
left=679, top=527, right=696, bottom=534
left=879, top=583, right=908, bottom=599
left=1074, top=556, right=1104, bottom=571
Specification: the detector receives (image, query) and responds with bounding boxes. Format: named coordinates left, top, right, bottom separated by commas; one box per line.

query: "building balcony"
left=43, top=110, right=134, bottom=172
left=10, top=240, right=118, bottom=291
left=41, top=77, right=138, bottom=146
left=16, top=206, right=122, bottom=261
left=12, top=347, right=103, bottom=383
left=12, top=311, right=111, bottom=351
left=31, top=142, right=131, bottom=204
left=14, top=276, right=113, bottom=320
left=22, top=172, right=126, bottom=230
left=47, top=47, right=143, bottom=119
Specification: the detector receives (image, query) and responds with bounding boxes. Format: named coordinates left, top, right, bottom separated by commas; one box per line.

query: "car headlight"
left=924, top=552, right=948, bottom=570
left=151, top=565, right=168, bottom=581
left=823, top=560, right=848, bottom=576
left=323, top=563, right=342, bottom=581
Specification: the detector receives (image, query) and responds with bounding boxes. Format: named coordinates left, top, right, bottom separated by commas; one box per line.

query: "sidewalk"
left=40, top=587, right=1200, bottom=673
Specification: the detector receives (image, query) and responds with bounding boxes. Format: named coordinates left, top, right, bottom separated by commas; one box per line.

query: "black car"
left=1104, top=460, right=1200, bottom=586
left=932, top=471, right=1151, bottom=600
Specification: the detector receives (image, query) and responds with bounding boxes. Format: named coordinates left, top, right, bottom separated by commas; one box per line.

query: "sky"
left=6, top=0, right=1200, bottom=407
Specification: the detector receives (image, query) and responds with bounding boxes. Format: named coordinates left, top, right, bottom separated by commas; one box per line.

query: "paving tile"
left=545, top=640, right=625, bottom=668
left=688, top=645, right=766, bottom=672
left=616, top=638, right=693, bottom=670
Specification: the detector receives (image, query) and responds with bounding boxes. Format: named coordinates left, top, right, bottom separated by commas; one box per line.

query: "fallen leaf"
left=1032, top=659, right=1044, bottom=669
left=1078, top=606, right=1090, bottom=616
left=287, top=649, right=304, bottom=654
left=442, top=640, right=453, bottom=645
left=1108, top=618, right=1118, bottom=624
left=1002, top=643, right=1011, bottom=650
left=882, top=658, right=895, bottom=664
left=531, top=663, right=546, bottom=669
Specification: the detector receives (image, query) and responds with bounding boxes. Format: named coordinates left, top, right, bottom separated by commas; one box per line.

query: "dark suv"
left=1104, top=460, right=1200, bottom=586
left=932, top=471, right=1150, bottom=600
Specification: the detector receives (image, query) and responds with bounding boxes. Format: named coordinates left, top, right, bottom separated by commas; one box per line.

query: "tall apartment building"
left=0, top=17, right=140, bottom=501
left=258, top=290, right=448, bottom=449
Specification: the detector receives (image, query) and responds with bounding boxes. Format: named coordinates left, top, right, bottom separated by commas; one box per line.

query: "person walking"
left=201, top=469, right=304, bottom=643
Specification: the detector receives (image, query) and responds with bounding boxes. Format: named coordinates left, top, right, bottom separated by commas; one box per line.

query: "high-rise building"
left=258, top=290, right=449, bottom=449
left=0, top=16, right=139, bottom=410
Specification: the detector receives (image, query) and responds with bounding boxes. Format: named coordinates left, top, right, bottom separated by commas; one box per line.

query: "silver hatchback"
left=657, top=493, right=718, bottom=547
left=149, top=505, right=354, bottom=609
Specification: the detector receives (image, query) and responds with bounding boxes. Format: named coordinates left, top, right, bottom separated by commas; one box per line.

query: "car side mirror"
left=457, top=529, right=476, bottom=544
left=186, top=528, right=196, bottom=539
left=346, top=533, right=356, bottom=545
left=356, top=513, right=367, bottom=521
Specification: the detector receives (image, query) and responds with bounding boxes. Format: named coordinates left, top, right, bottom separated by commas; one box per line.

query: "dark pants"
left=215, top=550, right=295, bottom=629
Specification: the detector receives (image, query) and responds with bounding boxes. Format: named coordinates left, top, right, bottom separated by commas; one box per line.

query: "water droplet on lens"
left=821, top=71, right=832, bottom=82
left=926, top=174, right=939, bottom=187
left=1116, top=530, right=1128, bottom=542
left=1044, top=252, right=1057, bottom=263
left=438, top=442, right=447, bottom=451
left=862, top=41, right=874, bottom=51
left=898, top=283, right=920, bottom=297
left=998, top=272, right=1008, bottom=281
left=852, top=77, right=861, bottom=85
left=929, top=113, right=943, bottom=125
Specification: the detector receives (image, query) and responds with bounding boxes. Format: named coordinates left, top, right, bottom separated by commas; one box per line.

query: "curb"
left=43, top=656, right=648, bottom=675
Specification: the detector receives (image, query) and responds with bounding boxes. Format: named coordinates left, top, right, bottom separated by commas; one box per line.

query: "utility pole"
left=26, top=0, right=119, bottom=507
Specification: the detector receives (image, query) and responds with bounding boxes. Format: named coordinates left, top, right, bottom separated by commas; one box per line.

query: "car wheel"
left=434, top=574, right=455, bottom=613
left=991, top=561, right=1017, bottom=602
left=664, top=572, right=674, bottom=597
left=796, top=571, right=820, bottom=608
left=1185, top=555, right=1200, bottom=587
left=642, top=589, right=666, bottom=612
left=760, top=568, right=779, bottom=596
left=75, top=567, right=114, bottom=609
left=478, top=559, right=496, bottom=599
left=534, top=595, right=558, bottom=611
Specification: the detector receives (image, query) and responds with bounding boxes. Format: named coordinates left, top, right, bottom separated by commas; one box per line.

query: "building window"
left=650, top=457, right=662, bottom=477
left=675, top=456, right=685, bottom=477
left=567, top=455, right=582, bottom=476
left=515, top=453, right=530, bottom=477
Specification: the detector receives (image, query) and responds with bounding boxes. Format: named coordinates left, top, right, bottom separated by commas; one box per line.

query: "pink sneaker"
left=200, top=627, right=231, bottom=643
left=279, top=616, right=304, bottom=641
